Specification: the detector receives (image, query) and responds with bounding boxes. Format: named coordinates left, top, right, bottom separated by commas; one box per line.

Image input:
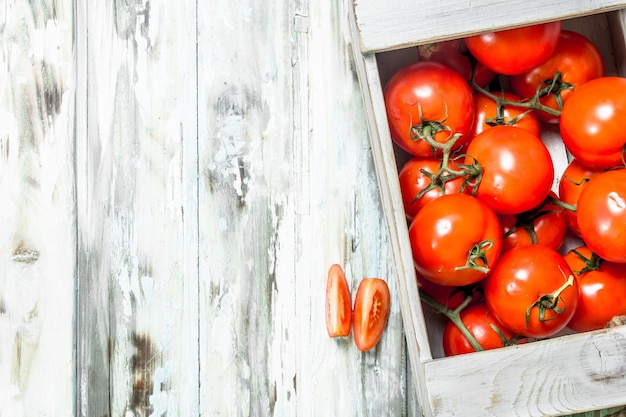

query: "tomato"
left=325, top=264, right=352, bottom=338
left=564, top=246, right=626, bottom=332
left=416, top=270, right=482, bottom=311
left=464, top=21, right=561, bottom=76
left=560, top=77, right=626, bottom=169
left=465, top=125, right=554, bottom=215
left=484, top=245, right=578, bottom=338
left=577, top=168, right=626, bottom=263
left=409, top=193, right=502, bottom=286
left=557, top=159, right=603, bottom=236
left=416, top=39, right=497, bottom=87
left=510, top=30, right=605, bottom=124
left=384, top=61, right=475, bottom=157
left=398, top=156, right=469, bottom=221
left=467, top=92, right=541, bottom=144
left=442, top=303, right=519, bottom=356
left=353, top=278, right=391, bottom=351
left=499, top=192, right=566, bottom=253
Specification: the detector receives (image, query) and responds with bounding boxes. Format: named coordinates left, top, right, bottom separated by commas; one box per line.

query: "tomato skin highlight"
left=325, top=264, right=352, bottom=338
left=560, top=77, right=626, bottom=169
left=564, top=246, right=626, bottom=332
left=465, top=125, right=554, bottom=215
left=384, top=61, right=475, bottom=157
left=443, top=303, right=518, bottom=356
left=484, top=245, right=579, bottom=339
left=465, top=21, right=561, bottom=75
left=353, top=278, right=391, bottom=351
left=577, top=168, right=626, bottom=263
left=409, top=193, right=502, bottom=287
left=510, top=30, right=605, bottom=124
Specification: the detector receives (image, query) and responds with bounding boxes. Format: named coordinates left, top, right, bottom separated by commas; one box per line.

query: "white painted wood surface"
left=1, top=0, right=415, bottom=416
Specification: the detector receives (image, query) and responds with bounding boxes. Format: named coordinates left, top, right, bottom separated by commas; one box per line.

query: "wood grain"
left=0, top=0, right=75, bottom=415
left=76, top=0, right=199, bottom=416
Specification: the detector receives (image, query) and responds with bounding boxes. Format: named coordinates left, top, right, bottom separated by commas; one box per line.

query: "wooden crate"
left=348, top=1, right=626, bottom=416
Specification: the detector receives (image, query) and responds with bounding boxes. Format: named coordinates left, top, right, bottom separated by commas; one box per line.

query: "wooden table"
left=0, top=0, right=416, bottom=415
left=0, top=1, right=623, bottom=416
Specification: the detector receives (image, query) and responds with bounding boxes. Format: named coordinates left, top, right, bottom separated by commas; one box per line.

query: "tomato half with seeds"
left=443, top=303, right=519, bottom=356
left=384, top=61, right=475, bottom=157
left=557, top=159, right=603, bottom=236
left=565, top=246, right=626, bottom=332
left=409, top=193, right=502, bottom=287
left=325, top=264, right=352, bottom=338
left=560, top=77, right=626, bottom=169
left=577, top=168, right=626, bottom=263
left=484, top=245, right=579, bottom=338
left=398, top=155, right=469, bottom=221
left=465, top=125, right=554, bottom=215
left=510, top=30, right=605, bottom=124
left=353, top=278, right=391, bottom=351
left=465, top=21, right=561, bottom=75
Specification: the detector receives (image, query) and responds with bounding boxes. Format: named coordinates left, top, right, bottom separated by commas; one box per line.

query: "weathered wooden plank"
left=75, top=1, right=199, bottom=416
left=0, top=0, right=75, bottom=415
left=352, top=0, right=626, bottom=52
left=197, top=0, right=410, bottom=415
left=423, top=327, right=626, bottom=417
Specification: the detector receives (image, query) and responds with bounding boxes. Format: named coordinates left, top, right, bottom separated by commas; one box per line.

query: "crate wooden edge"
left=353, top=0, right=626, bottom=53
left=423, top=326, right=626, bottom=417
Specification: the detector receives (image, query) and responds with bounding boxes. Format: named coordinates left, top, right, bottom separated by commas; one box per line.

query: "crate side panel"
left=423, top=327, right=626, bottom=417
left=353, top=0, right=626, bottom=52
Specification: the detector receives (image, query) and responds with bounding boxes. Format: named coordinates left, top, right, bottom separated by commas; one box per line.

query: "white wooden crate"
left=348, top=1, right=626, bottom=416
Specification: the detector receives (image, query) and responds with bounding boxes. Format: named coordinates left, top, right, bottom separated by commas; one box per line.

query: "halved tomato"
left=353, top=278, right=391, bottom=351
left=325, top=264, right=352, bottom=338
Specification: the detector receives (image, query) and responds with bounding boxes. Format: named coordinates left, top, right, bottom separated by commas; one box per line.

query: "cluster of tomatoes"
left=384, top=21, right=626, bottom=356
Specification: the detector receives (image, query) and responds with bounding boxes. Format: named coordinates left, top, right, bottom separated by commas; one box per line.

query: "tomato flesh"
left=353, top=278, right=391, bottom=351
left=325, top=264, right=352, bottom=338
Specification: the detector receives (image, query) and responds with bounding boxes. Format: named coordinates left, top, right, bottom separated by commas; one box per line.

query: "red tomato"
left=353, top=278, right=391, bottom=351
left=325, top=264, right=352, bottom=338
left=384, top=61, right=475, bottom=157
left=442, top=303, right=519, bottom=356
left=464, top=21, right=561, bottom=75
left=484, top=245, right=579, bottom=338
left=577, top=168, right=626, bottom=263
left=467, top=92, right=541, bottom=144
left=398, top=156, right=469, bottom=221
left=409, top=193, right=502, bottom=286
left=557, top=159, right=603, bottom=236
left=499, top=192, right=567, bottom=253
left=564, top=246, right=626, bottom=332
left=560, top=77, right=626, bottom=169
left=465, top=125, right=554, bottom=215
left=510, top=30, right=605, bottom=124
left=416, top=39, right=497, bottom=87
